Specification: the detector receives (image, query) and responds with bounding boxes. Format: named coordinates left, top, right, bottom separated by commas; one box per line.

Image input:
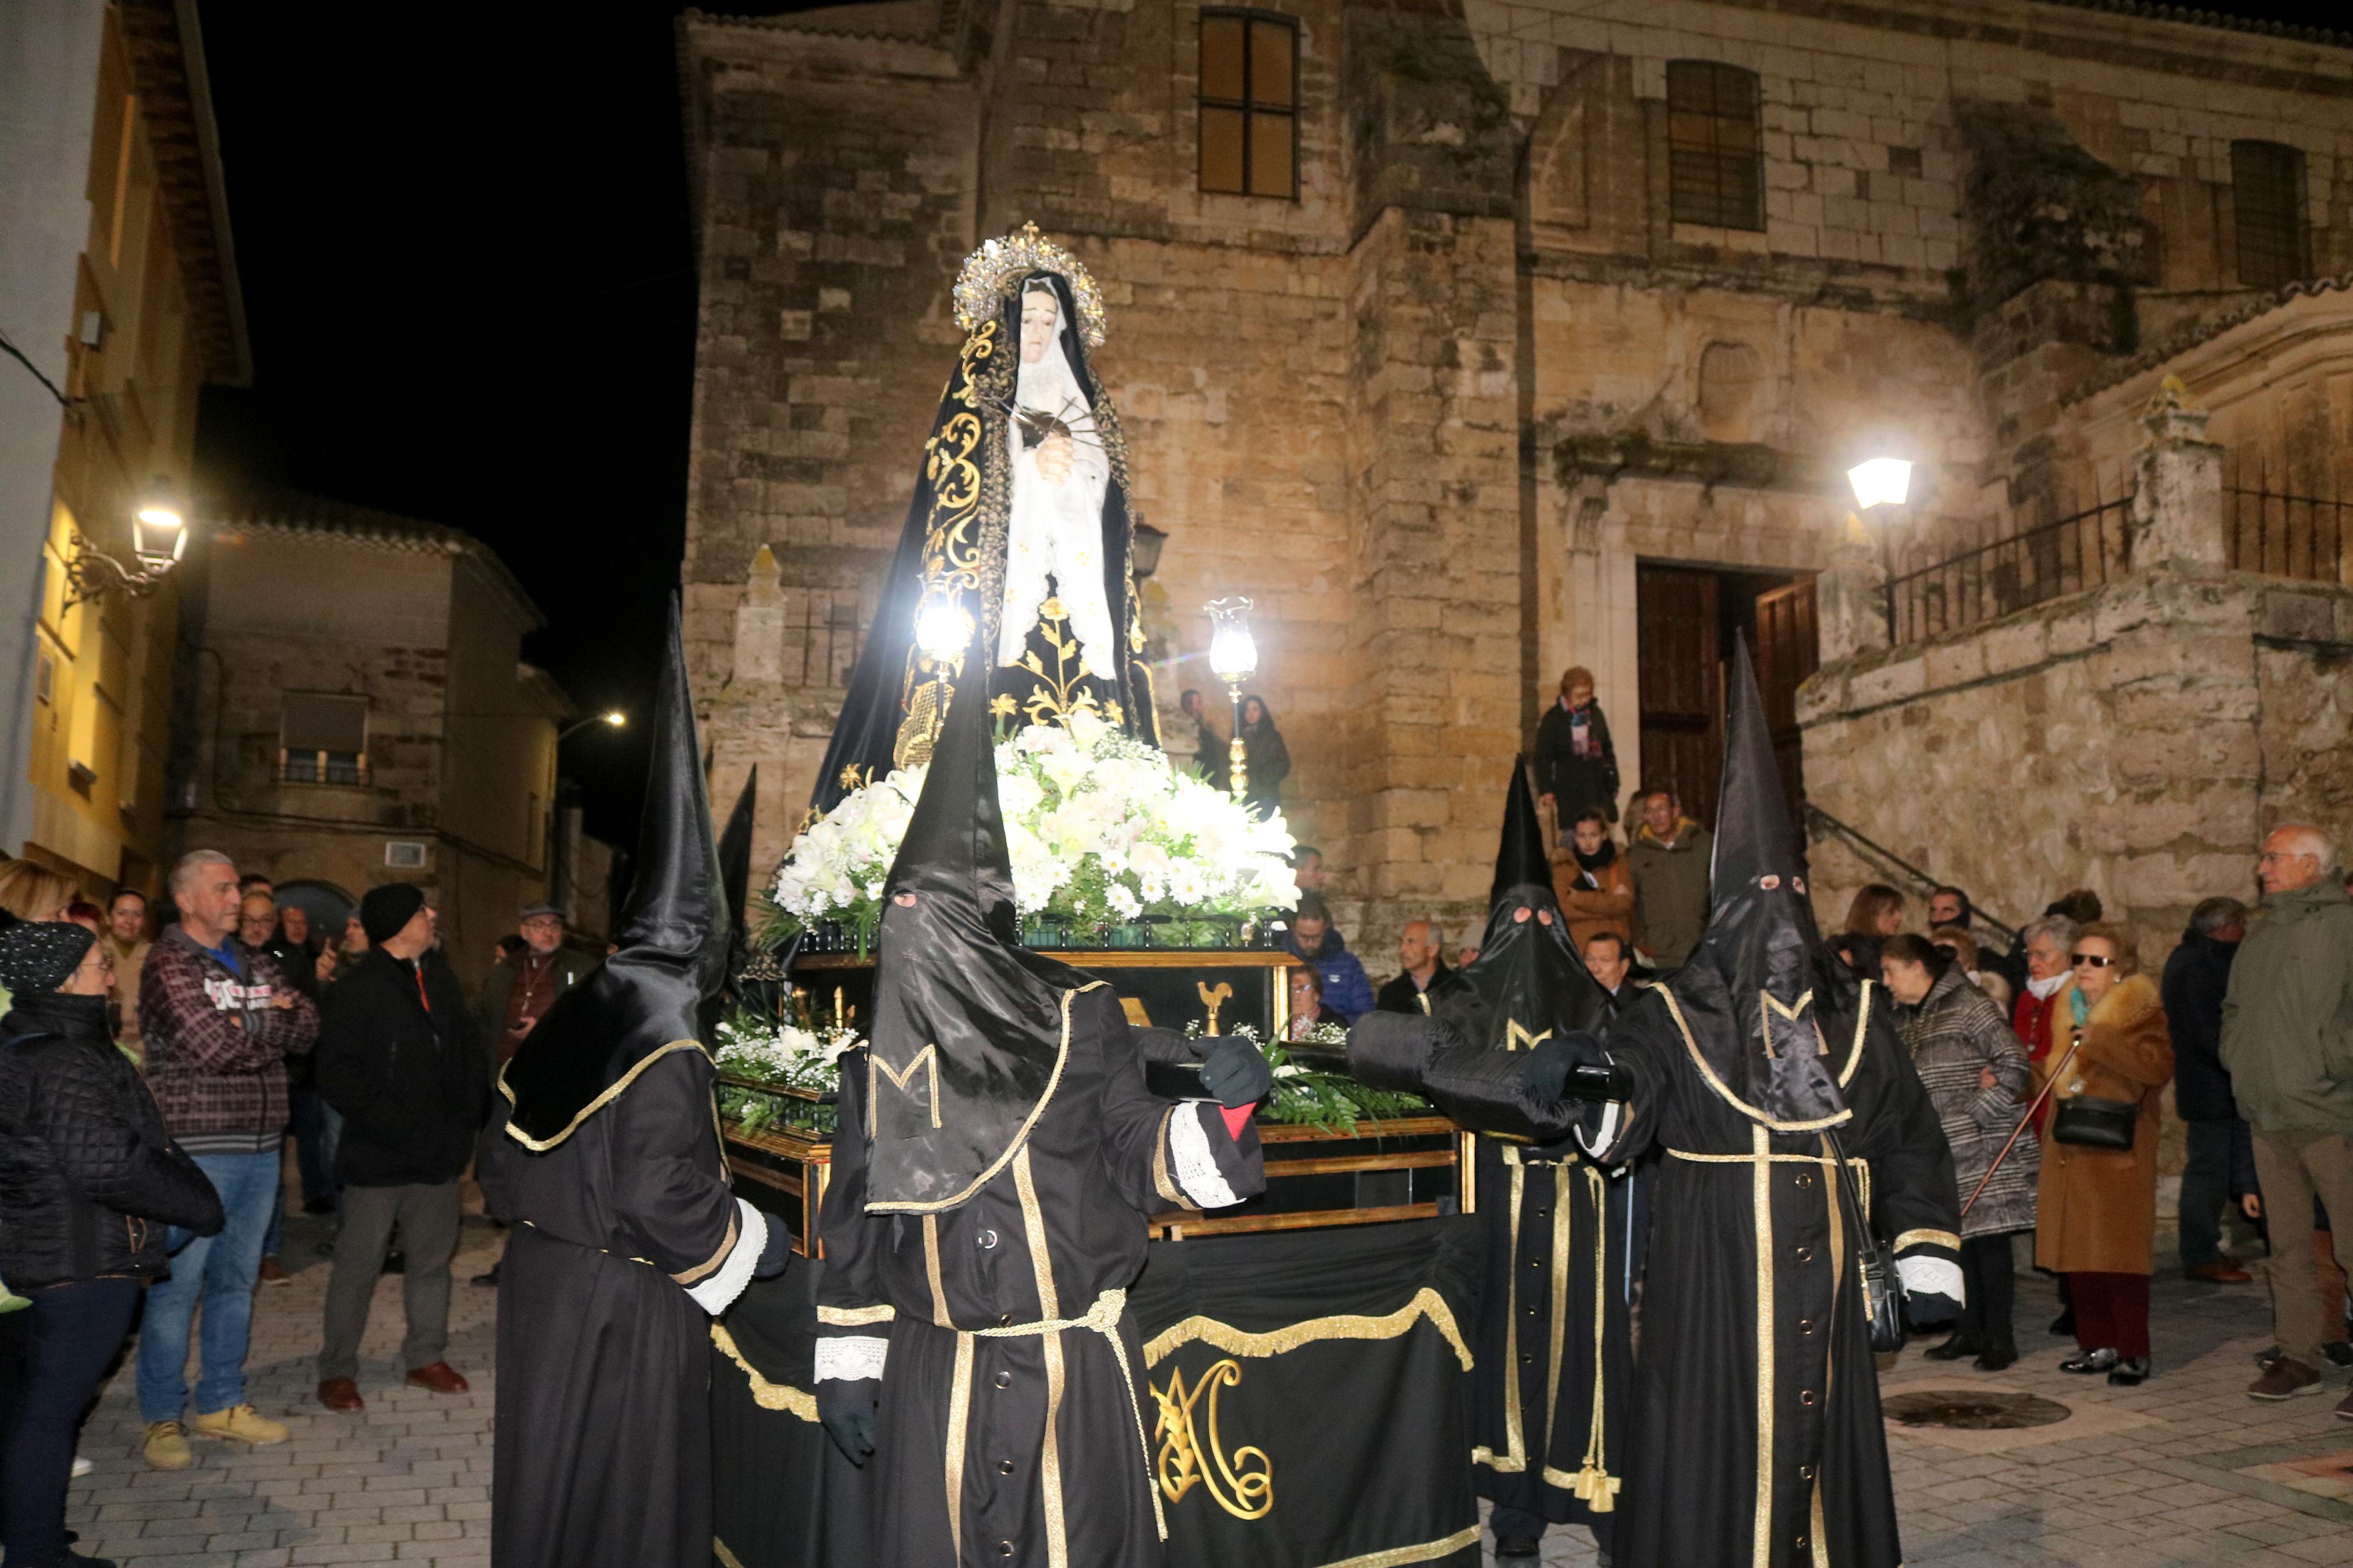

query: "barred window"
left=1199, top=10, right=1298, bottom=200
left=2233, top=140, right=2309, bottom=290
left=1666, top=61, right=1764, bottom=232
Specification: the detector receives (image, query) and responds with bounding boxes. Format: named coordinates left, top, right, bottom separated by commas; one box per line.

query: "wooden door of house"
left=1752, top=577, right=1818, bottom=828
left=1635, top=563, right=1722, bottom=824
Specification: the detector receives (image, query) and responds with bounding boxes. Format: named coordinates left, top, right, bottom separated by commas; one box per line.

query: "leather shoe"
left=2185, top=1260, right=2252, bottom=1283
left=406, top=1361, right=469, bottom=1395
left=317, top=1378, right=364, bottom=1413
left=1493, top=1538, right=1542, bottom=1560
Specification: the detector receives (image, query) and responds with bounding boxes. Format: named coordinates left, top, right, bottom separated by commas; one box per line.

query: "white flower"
left=1105, top=882, right=1142, bottom=919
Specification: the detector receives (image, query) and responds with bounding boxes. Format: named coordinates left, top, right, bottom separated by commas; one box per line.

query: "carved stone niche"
left=1698, top=341, right=1766, bottom=445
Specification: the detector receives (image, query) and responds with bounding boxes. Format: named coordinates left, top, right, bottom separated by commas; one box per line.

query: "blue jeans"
left=2180, top=1118, right=2249, bottom=1268
left=136, top=1149, right=281, bottom=1421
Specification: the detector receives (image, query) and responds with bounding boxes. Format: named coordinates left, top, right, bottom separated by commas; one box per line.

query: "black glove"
left=1904, top=1290, right=1962, bottom=1328
left=1521, top=1031, right=1613, bottom=1106
left=752, top=1215, right=794, bottom=1279
left=818, top=1378, right=878, bottom=1465
left=1197, top=1036, right=1272, bottom=1110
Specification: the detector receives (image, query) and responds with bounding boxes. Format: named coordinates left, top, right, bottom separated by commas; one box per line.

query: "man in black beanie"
left=313, top=884, right=488, bottom=1412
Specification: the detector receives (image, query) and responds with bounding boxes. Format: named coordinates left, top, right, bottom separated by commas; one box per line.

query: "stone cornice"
left=209, top=492, right=545, bottom=635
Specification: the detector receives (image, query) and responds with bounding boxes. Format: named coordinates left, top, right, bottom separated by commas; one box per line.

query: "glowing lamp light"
left=601, top=710, right=626, bottom=728
left=913, top=595, right=975, bottom=659
left=1846, top=457, right=1914, bottom=511
left=132, top=478, right=188, bottom=569
left=1205, top=596, right=1258, bottom=685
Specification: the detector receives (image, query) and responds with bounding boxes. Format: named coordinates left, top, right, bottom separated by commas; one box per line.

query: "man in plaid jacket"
left=134, top=850, right=319, bottom=1470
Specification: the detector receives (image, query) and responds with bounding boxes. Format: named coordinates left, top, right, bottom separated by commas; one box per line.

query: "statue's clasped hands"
left=1035, top=431, right=1074, bottom=485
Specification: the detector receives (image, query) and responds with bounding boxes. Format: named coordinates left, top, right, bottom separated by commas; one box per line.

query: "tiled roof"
left=2060, top=271, right=2353, bottom=405
left=211, top=491, right=545, bottom=631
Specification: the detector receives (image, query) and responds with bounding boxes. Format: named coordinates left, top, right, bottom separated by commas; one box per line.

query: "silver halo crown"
left=953, top=222, right=1107, bottom=349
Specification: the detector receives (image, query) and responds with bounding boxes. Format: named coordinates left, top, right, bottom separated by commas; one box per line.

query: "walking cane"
left=1961, top=1037, right=2079, bottom=1219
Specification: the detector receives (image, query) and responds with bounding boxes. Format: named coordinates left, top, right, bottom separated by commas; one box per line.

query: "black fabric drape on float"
left=709, top=1219, right=1482, bottom=1568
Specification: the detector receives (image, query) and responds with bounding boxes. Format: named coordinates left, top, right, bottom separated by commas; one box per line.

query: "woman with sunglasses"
left=2033, top=922, right=2175, bottom=1385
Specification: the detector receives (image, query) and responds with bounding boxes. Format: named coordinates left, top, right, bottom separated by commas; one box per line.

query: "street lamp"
left=63, top=475, right=191, bottom=611
left=1846, top=456, right=1915, bottom=639
left=558, top=710, right=627, bottom=743
left=1204, top=596, right=1257, bottom=805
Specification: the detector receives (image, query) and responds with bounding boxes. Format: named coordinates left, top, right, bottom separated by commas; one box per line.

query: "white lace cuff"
left=815, top=1335, right=889, bottom=1384
left=1897, top=1254, right=1965, bottom=1306
left=1169, top=1103, right=1241, bottom=1210
left=685, top=1200, right=766, bottom=1317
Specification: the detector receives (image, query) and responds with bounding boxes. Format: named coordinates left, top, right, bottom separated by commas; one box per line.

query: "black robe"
left=1581, top=971, right=1958, bottom=1568
left=815, top=984, right=1262, bottom=1567
left=478, top=1045, right=758, bottom=1568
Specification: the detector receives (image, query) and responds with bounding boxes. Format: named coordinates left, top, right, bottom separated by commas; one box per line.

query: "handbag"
left=1823, top=1128, right=1905, bottom=1353
left=2052, top=1094, right=2138, bottom=1151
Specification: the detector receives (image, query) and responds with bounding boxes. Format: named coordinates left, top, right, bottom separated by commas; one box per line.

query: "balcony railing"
left=1886, top=494, right=2133, bottom=646
left=2225, top=479, right=2350, bottom=585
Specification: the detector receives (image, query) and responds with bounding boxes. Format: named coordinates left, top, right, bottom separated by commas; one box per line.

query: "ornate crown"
left=953, top=222, right=1106, bottom=349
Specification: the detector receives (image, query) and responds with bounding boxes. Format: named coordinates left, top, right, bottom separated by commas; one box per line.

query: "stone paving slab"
left=59, top=1210, right=2352, bottom=1566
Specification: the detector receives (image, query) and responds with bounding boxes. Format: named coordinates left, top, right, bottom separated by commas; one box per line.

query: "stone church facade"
left=677, top=0, right=2353, bottom=951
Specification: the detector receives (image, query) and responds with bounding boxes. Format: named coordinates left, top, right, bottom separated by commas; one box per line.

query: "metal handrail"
left=1802, top=803, right=2022, bottom=945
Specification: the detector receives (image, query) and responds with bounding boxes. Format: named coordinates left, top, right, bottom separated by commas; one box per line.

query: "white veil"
left=998, top=283, right=1115, bottom=678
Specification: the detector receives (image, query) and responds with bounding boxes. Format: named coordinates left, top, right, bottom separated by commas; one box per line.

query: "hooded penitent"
left=809, top=229, right=1156, bottom=814
left=501, top=595, right=728, bottom=1149
left=1669, top=636, right=1853, bottom=1130
left=860, top=617, right=1091, bottom=1212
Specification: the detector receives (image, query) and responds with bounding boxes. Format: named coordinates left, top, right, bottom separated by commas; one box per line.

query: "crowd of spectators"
left=0, top=846, right=594, bottom=1561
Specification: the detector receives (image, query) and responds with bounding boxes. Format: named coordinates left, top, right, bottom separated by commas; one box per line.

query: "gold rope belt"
left=942, top=1285, right=1166, bottom=1563
left=1664, top=1147, right=1872, bottom=1219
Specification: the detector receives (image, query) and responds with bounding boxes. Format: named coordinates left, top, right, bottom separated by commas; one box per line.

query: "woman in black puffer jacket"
left=0, top=922, right=222, bottom=1568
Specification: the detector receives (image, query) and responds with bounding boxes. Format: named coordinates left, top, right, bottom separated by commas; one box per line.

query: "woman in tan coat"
left=2033, top=921, right=2173, bottom=1386
left=1550, top=806, right=1634, bottom=948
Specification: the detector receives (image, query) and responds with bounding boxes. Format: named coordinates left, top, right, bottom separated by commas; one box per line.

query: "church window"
left=2233, top=140, right=2309, bottom=290
left=1199, top=11, right=1298, bottom=200
left=1666, top=61, right=1763, bottom=231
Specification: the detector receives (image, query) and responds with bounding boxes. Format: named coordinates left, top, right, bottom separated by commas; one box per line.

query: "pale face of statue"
left=1020, top=290, right=1059, bottom=364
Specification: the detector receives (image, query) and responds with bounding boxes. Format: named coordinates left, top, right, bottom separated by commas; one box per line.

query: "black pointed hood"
left=1491, top=756, right=1556, bottom=906
left=861, top=621, right=1087, bottom=1213
left=1433, top=759, right=1612, bottom=1057
left=1665, top=634, right=1857, bottom=1130
left=501, top=595, right=729, bottom=1149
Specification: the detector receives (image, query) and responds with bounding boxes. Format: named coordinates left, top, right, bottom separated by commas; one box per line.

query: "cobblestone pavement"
left=66, top=1210, right=502, bottom=1568
left=62, top=1213, right=2353, bottom=1567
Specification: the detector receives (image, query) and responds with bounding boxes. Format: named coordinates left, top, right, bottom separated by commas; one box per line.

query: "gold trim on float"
left=865, top=982, right=1105, bottom=1214
left=499, top=1039, right=708, bottom=1152
left=1141, top=1286, right=1474, bottom=1372
left=1893, top=1228, right=1960, bottom=1253
left=1751, top=1122, right=1776, bottom=1568
left=817, top=1303, right=896, bottom=1327
left=709, top=1324, right=818, bottom=1421
left=1658, top=989, right=1854, bottom=1135
left=1309, top=1524, right=1483, bottom=1568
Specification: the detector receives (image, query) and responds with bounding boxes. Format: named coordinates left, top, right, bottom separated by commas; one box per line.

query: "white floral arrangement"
left=712, top=1016, right=860, bottom=1093
left=768, top=711, right=1298, bottom=945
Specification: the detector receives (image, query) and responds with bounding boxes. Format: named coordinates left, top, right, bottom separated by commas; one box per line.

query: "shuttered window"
left=281, top=694, right=367, bottom=785
left=1200, top=11, right=1298, bottom=200
left=1667, top=61, right=1764, bottom=232
left=2233, top=140, right=2309, bottom=290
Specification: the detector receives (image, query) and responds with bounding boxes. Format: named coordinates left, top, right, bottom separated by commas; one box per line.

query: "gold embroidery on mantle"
left=1152, top=1359, right=1273, bottom=1519
left=709, top=1324, right=817, bottom=1421
left=1140, top=1286, right=1473, bottom=1371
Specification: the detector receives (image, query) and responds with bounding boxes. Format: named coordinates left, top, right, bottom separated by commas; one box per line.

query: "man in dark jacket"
left=2166, top=897, right=2252, bottom=1284
left=1283, top=894, right=1376, bottom=1023
left=475, top=903, right=584, bottom=1068
left=1374, top=918, right=1471, bottom=1015
left=313, top=885, right=490, bottom=1413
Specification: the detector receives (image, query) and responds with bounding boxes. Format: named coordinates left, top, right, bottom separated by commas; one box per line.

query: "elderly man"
left=136, top=851, right=318, bottom=1468
left=2223, top=824, right=2353, bottom=1410
left=1375, top=918, right=1470, bottom=1014
left=478, top=903, right=583, bottom=1068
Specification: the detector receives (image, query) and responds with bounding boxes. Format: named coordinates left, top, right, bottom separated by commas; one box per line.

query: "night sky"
left=190, top=0, right=2345, bottom=842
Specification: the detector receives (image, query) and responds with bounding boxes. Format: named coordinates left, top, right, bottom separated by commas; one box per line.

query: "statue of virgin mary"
left=808, top=225, right=1159, bottom=815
